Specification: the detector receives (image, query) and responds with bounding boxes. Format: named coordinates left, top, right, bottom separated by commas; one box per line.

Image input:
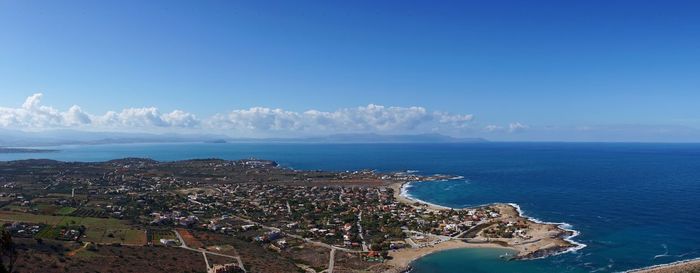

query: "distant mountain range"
left=0, top=129, right=487, bottom=147
left=0, top=129, right=229, bottom=147
left=228, top=133, right=488, bottom=143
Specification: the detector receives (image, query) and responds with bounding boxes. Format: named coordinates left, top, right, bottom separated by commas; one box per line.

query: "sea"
left=2, top=142, right=700, bottom=273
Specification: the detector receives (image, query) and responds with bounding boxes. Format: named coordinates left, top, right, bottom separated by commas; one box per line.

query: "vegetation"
left=0, top=228, right=16, bottom=273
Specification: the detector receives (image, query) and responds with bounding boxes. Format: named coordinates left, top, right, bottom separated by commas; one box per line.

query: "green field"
left=36, top=225, right=61, bottom=239
left=56, top=207, right=77, bottom=215
left=85, top=228, right=146, bottom=245
left=150, top=229, right=179, bottom=245
left=0, top=211, right=145, bottom=245
left=0, top=212, right=123, bottom=226
left=3, top=204, right=76, bottom=215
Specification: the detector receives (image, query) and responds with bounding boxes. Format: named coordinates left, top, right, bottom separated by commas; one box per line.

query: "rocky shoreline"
left=385, top=179, right=585, bottom=270
left=625, top=258, right=700, bottom=273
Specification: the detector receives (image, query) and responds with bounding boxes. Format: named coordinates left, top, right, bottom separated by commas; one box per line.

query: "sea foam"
left=401, top=179, right=587, bottom=258
left=507, top=203, right=587, bottom=257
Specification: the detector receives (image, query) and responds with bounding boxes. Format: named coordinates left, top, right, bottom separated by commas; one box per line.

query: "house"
left=389, top=240, right=406, bottom=249
left=160, top=239, right=180, bottom=246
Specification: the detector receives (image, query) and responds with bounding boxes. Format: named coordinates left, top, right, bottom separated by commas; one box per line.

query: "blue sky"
left=1, top=1, right=699, bottom=141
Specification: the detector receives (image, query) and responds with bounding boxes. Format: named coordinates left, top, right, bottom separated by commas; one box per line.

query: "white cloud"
left=0, top=94, right=476, bottom=135
left=63, top=105, right=92, bottom=126
left=0, top=93, right=92, bottom=128
left=484, top=125, right=503, bottom=132
left=209, top=107, right=303, bottom=131
left=481, top=122, right=529, bottom=133
left=208, top=104, right=474, bottom=135
left=0, top=93, right=199, bottom=130
left=95, top=108, right=199, bottom=128
left=508, top=122, right=529, bottom=133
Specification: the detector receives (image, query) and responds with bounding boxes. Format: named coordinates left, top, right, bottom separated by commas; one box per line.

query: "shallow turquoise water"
left=2, top=142, right=699, bottom=272
left=408, top=248, right=586, bottom=273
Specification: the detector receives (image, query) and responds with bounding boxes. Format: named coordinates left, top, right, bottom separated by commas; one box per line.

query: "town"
left=0, top=158, right=576, bottom=273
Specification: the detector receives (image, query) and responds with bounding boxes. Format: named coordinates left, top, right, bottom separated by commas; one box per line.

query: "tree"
left=0, top=228, right=16, bottom=273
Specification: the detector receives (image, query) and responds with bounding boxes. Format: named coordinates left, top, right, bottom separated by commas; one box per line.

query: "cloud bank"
left=0, top=94, right=489, bottom=137
left=0, top=94, right=199, bottom=130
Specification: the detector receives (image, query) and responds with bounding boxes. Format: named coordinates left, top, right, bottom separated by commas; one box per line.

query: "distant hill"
left=0, top=129, right=487, bottom=146
left=0, top=129, right=229, bottom=147
left=301, top=133, right=487, bottom=143
left=0, top=147, right=58, bottom=153
left=228, top=133, right=488, bottom=143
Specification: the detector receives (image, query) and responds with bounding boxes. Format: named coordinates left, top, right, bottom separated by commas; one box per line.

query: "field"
left=56, top=207, right=77, bottom=215
left=176, top=228, right=204, bottom=248
left=0, top=211, right=123, bottom=226
left=12, top=238, right=207, bottom=273
left=85, top=228, right=146, bottom=245
left=191, top=230, right=307, bottom=273
left=148, top=229, right=179, bottom=245
left=71, top=207, right=108, bottom=218
left=0, top=211, right=145, bottom=245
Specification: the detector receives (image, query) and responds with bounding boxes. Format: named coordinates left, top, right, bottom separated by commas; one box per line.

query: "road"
left=328, top=248, right=336, bottom=273
left=202, top=252, right=210, bottom=270
left=356, top=211, right=369, bottom=251
left=236, top=256, right=247, bottom=273
left=187, top=196, right=366, bottom=253
left=173, top=229, right=245, bottom=272
left=226, top=213, right=365, bottom=253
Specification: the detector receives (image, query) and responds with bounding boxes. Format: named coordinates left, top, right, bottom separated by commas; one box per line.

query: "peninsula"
left=383, top=182, right=582, bottom=272
left=0, top=158, right=581, bottom=273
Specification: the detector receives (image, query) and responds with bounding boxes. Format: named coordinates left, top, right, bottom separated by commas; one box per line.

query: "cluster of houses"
left=136, top=178, right=520, bottom=257
left=208, top=263, right=245, bottom=273
left=57, top=227, right=84, bottom=241
left=4, top=222, right=43, bottom=238
left=150, top=211, right=200, bottom=227
left=145, top=180, right=513, bottom=256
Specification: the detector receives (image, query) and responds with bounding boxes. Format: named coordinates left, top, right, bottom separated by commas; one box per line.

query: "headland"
left=385, top=180, right=585, bottom=271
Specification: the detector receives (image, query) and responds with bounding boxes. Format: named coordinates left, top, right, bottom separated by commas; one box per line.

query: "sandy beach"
left=388, top=181, right=452, bottom=211
left=386, top=240, right=511, bottom=270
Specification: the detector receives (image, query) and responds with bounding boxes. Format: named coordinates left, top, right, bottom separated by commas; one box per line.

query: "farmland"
left=148, top=229, right=179, bottom=245
left=0, top=211, right=145, bottom=245
left=70, top=207, right=108, bottom=218
left=56, top=207, right=77, bottom=215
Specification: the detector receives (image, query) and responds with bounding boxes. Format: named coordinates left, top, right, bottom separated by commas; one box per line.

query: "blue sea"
left=2, top=142, right=700, bottom=273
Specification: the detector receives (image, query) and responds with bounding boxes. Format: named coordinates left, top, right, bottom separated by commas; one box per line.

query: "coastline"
left=507, top=203, right=587, bottom=256
left=386, top=179, right=587, bottom=270
left=384, top=240, right=512, bottom=272
left=389, top=181, right=453, bottom=211
left=624, top=258, right=700, bottom=273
